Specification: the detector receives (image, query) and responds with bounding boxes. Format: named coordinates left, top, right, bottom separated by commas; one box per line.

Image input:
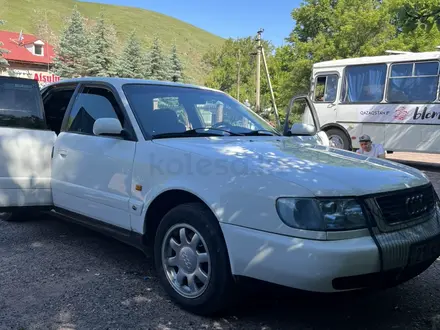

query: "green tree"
left=53, top=6, right=90, bottom=78
left=115, top=30, right=144, bottom=79
left=147, top=36, right=171, bottom=81
left=267, top=45, right=296, bottom=117
left=169, top=43, right=183, bottom=82
left=267, top=0, right=399, bottom=110
left=202, top=36, right=273, bottom=111
left=142, top=51, right=151, bottom=79
left=385, top=0, right=440, bottom=52
left=0, top=20, right=9, bottom=71
left=387, top=0, right=440, bottom=33
left=202, top=0, right=440, bottom=118
left=281, top=0, right=440, bottom=100
left=88, top=12, right=119, bottom=77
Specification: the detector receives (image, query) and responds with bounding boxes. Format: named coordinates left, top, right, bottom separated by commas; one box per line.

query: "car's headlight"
left=276, top=198, right=367, bottom=231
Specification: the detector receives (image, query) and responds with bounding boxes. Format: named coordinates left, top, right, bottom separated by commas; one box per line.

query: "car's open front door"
left=0, top=77, right=56, bottom=216
left=282, top=94, right=330, bottom=147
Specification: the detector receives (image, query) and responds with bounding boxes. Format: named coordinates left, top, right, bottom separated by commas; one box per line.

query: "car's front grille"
left=375, top=184, right=436, bottom=225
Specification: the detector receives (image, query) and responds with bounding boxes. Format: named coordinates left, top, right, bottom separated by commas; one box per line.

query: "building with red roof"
left=0, top=30, right=60, bottom=87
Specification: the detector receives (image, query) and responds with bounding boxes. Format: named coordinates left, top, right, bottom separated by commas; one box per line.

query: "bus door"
left=312, top=72, right=339, bottom=124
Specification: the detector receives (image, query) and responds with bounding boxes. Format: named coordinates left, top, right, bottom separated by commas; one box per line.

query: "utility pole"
left=261, top=46, right=280, bottom=127
left=255, top=28, right=263, bottom=113
left=237, top=49, right=241, bottom=101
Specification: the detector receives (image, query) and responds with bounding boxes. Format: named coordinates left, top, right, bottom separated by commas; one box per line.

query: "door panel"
left=51, top=85, right=136, bottom=230
left=52, top=133, right=135, bottom=229
left=0, top=76, right=56, bottom=208
left=312, top=73, right=339, bottom=125
left=0, top=128, right=56, bottom=207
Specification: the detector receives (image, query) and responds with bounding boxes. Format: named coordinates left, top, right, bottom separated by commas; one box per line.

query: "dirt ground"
left=1, top=158, right=440, bottom=330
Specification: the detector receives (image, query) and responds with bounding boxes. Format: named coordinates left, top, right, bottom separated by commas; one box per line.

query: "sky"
left=80, top=0, right=300, bottom=46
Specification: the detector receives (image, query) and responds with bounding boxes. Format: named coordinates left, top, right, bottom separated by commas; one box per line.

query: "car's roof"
left=43, top=76, right=223, bottom=93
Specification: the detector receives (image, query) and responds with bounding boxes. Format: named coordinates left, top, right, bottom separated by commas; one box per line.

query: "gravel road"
left=1, top=169, right=440, bottom=330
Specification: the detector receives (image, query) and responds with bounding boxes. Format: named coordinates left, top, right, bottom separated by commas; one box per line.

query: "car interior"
left=42, top=86, right=77, bottom=134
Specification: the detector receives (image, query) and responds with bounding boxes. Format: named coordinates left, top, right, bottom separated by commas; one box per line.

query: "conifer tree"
left=147, top=36, right=170, bottom=81
left=115, top=30, right=144, bottom=79
left=142, top=51, right=152, bottom=79
left=0, top=20, right=9, bottom=71
left=88, top=12, right=118, bottom=77
left=169, top=43, right=183, bottom=82
left=53, top=6, right=90, bottom=78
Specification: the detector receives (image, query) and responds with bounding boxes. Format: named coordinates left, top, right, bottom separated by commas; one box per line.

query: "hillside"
left=0, top=0, right=225, bottom=84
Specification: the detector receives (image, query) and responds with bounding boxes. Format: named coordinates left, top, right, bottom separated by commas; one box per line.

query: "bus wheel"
left=326, top=128, right=350, bottom=150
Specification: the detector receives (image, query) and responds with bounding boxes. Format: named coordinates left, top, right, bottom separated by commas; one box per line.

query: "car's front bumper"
left=220, top=212, right=440, bottom=292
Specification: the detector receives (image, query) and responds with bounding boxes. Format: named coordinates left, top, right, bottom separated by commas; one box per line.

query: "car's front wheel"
left=154, top=202, right=234, bottom=316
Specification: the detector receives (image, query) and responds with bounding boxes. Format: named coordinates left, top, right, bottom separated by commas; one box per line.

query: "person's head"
left=359, top=134, right=372, bottom=151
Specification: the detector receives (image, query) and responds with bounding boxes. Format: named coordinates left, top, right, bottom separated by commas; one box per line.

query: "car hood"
left=152, top=136, right=429, bottom=196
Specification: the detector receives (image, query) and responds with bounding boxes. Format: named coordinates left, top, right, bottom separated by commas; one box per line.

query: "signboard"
left=356, top=104, right=440, bottom=125
left=33, top=73, right=60, bottom=84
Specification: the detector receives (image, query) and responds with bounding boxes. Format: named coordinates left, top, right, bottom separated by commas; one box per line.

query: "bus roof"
left=313, top=51, right=440, bottom=69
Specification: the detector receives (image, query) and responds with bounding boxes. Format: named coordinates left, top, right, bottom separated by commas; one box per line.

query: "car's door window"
left=66, top=86, right=123, bottom=135
left=0, top=77, right=47, bottom=129
left=287, top=98, right=316, bottom=129
left=43, top=86, right=77, bottom=134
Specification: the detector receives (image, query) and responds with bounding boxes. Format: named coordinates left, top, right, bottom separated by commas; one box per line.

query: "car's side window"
left=43, top=86, right=77, bottom=135
left=66, top=86, right=123, bottom=136
left=0, top=77, right=47, bottom=130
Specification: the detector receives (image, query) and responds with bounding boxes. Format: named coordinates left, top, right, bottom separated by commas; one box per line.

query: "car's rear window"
left=0, top=77, right=46, bottom=129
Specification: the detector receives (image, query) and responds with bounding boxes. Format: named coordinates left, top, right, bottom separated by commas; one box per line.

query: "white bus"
left=310, top=51, right=440, bottom=153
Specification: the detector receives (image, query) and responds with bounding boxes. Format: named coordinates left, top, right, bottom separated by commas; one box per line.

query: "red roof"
left=0, top=30, right=56, bottom=65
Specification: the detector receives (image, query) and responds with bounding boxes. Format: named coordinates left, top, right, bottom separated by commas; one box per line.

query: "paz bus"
left=310, top=51, right=440, bottom=153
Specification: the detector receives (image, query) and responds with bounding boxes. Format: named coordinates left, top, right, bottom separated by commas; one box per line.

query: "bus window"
left=341, top=64, right=387, bottom=103
left=387, top=61, right=439, bottom=103
left=314, top=74, right=338, bottom=103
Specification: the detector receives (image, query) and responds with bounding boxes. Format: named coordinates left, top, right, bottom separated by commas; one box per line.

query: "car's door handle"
left=58, top=149, right=68, bottom=157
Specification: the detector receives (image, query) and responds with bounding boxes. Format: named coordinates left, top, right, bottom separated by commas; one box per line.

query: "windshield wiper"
left=152, top=127, right=244, bottom=139
left=241, top=129, right=280, bottom=136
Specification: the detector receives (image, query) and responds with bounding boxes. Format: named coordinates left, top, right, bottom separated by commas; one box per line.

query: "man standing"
left=356, top=134, right=386, bottom=158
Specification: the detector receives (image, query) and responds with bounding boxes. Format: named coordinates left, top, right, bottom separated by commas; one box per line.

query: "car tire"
left=326, top=128, right=350, bottom=150
left=154, top=202, right=235, bottom=316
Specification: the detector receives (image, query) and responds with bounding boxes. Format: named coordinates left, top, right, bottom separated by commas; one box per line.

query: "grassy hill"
left=0, top=0, right=225, bottom=84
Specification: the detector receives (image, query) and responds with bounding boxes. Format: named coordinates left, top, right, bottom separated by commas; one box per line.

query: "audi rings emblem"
left=405, top=194, right=427, bottom=216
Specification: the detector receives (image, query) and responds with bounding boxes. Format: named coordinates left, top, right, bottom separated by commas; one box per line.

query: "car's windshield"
left=122, top=83, right=281, bottom=138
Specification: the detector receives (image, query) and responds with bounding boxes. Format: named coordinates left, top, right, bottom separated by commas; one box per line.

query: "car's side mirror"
left=290, top=123, right=316, bottom=136
left=93, top=118, right=124, bottom=137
